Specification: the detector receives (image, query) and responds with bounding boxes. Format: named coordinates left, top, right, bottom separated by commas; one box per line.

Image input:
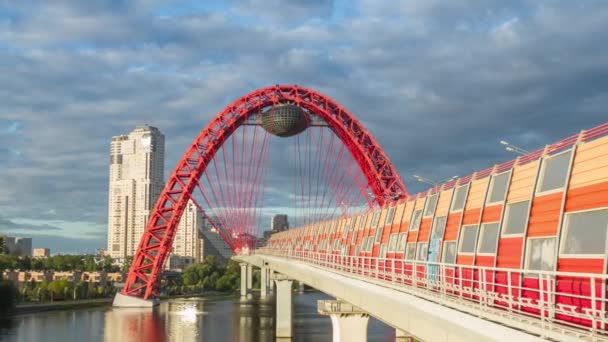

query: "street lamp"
left=500, top=140, right=529, bottom=155
left=413, top=174, right=458, bottom=187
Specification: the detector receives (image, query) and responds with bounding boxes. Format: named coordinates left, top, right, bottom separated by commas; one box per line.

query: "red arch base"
left=122, top=85, right=407, bottom=299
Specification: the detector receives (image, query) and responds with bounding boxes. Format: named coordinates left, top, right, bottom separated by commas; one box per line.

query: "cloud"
left=0, top=0, right=607, bottom=252
left=0, top=217, right=62, bottom=231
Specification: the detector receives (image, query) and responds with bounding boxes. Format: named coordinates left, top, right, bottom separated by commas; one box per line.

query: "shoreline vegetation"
left=0, top=256, right=245, bottom=317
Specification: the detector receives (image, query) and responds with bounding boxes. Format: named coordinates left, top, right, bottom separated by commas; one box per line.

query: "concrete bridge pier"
left=260, top=266, right=268, bottom=299
left=273, top=273, right=294, bottom=338
left=240, top=263, right=253, bottom=300
left=318, top=300, right=370, bottom=342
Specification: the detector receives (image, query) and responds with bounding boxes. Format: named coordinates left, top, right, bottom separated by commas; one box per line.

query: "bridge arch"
left=123, top=84, right=407, bottom=299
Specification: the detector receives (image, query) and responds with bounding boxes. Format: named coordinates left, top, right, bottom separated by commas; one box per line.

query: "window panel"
left=431, top=216, right=447, bottom=240
left=478, top=222, right=500, bottom=254
left=351, top=229, right=358, bottom=244
left=502, top=201, right=530, bottom=235
left=538, top=150, right=572, bottom=193
left=406, top=243, right=417, bottom=260
left=442, top=241, right=457, bottom=264
left=525, top=238, right=556, bottom=271
left=374, top=226, right=383, bottom=243
left=450, top=184, right=469, bottom=212
left=416, top=243, right=428, bottom=261
left=388, top=234, right=398, bottom=252
left=424, top=194, right=439, bottom=217
left=397, top=233, right=407, bottom=252
left=385, top=207, right=396, bottom=225
left=561, top=209, right=608, bottom=255
left=409, top=210, right=422, bottom=231
left=487, top=171, right=511, bottom=204
left=358, top=215, right=367, bottom=229
left=458, top=225, right=479, bottom=253
left=379, top=244, right=388, bottom=258
left=371, top=212, right=381, bottom=228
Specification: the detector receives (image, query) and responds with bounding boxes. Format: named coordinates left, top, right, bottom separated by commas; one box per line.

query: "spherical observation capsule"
left=260, top=104, right=309, bottom=137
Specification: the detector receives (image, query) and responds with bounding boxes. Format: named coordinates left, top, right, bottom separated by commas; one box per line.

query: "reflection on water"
left=0, top=292, right=395, bottom=342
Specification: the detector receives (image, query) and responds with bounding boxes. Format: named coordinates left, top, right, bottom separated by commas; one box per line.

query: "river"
left=0, top=291, right=397, bottom=341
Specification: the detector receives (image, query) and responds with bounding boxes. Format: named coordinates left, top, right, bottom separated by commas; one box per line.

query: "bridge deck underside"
left=235, top=254, right=553, bottom=342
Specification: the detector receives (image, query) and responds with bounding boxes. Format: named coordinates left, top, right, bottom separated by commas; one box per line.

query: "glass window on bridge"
left=374, top=226, right=383, bottom=243
left=431, top=216, right=447, bottom=239
left=458, top=225, right=479, bottom=254
left=537, top=149, right=573, bottom=194
left=442, top=241, right=457, bottom=264
left=478, top=222, right=500, bottom=254
left=409, top=210, right=422, bottom=231
left=405, top=243, right=417, bottom=260
left=371, top=212, right=381, bottom=228
left=450, top=184, right=470, bottom=212
left=487, top=171, right=511, bottom=204
left=424, top=194, right=439, bottom=217
left=385, top=207, right=396, bottom=225
left=380, top=244, right=388, bottom=259
left=560, top=208, right=608, bottom=255
left=525, top=237, right=556, bottom=271
left=502, top=200, right=530, bottom=236
left=416, top=243, right=429, bottom=261
left=388, top=234, right=398, bottom=251
left=397, top=233, right=407, bottom=252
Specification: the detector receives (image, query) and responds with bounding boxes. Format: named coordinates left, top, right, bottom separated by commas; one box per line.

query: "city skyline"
left=1, top=1, right=607, bottom=253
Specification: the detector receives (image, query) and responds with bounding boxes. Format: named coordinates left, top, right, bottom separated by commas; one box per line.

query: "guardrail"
left=256, top=248, right=608, bottom=341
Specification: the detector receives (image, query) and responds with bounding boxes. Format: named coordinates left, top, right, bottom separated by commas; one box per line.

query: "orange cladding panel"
left=558, top=258, right=604, bottom=274
left=481, top=204, right=503, bottom=223
left=444, top=212, right=462, bottom=240
left=496, top=237, right=524, bottom=268
left=507, top=160, right=540, bottom=203
left=527, top=192, right=563, bottom=237
left=462, top=208, right=481, bottom=225
left=418, top=218, right=432, bottom=242
left=569, top=135, right=608, bottom=189
left=475, top=255, right=495, bottom=267
left=456, top=254, right=474, bottom=265
left=435, top=188, right=454, bottom=216
left=565, top=181, right=608, bottom=212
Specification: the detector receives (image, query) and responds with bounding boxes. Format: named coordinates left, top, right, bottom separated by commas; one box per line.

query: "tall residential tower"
left=107, top=125, right=165, bottom=262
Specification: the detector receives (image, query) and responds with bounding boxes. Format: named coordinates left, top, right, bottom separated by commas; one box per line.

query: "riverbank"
left=15, top=298, right=112, bottom=315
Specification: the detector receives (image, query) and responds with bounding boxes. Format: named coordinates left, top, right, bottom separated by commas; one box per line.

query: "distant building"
left=165, top=199, right=205, bottom=271
left=2, top=236, right=32, bottom=256
left=271, top=214, right=289, bottom=232
left=33, top=248, right=51, bottom=258
left=199, top=217, right=234, bottom=264
left=257, top=215, right=290, bottom=248
left=107, top=125, right=165, bottom=262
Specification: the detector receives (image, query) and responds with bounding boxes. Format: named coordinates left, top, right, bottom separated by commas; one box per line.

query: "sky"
left=0, top=0, right=606, bottom=254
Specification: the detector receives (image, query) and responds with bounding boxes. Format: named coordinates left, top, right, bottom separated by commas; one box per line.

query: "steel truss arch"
left=123, top=84, right=407, bottom=299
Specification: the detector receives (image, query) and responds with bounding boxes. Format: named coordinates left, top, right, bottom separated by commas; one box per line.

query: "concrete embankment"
left=15, top=298, right=112, bottom=315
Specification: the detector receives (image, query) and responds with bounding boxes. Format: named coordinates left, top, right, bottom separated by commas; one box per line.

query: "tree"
left=121, top=256, right=133, bottom=273
left=0, top=279, right=16, bottom=316
left=0, top=236, right=5, bottom=255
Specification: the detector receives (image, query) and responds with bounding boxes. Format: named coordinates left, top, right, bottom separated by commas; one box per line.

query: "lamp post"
left=412, top=175, right=458, bottom=187
left=500, top=140, right=529, bottom=155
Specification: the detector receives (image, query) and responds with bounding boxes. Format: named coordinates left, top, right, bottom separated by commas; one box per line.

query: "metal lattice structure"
left=122, top=85, right=407, bottom=299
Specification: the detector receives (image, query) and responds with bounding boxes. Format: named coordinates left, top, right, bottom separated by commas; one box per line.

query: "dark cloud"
left=0, top=0, right=607, bottom=252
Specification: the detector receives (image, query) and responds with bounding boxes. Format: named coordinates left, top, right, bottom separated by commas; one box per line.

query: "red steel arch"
left=122, top=84, right=408, bottom=299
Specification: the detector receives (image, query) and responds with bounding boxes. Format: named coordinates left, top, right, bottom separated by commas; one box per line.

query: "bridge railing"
left=256, top=248, right=608, bottom=340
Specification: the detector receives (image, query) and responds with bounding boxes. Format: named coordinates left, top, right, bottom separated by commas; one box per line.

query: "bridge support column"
left=273, top=274, right=293, bottom=338
left=260, top=266, right=268, bottom=298
left=240, top=263, right=249, bottom=300
left=246, top=264, right=253, bottom=299
left=318, top=300, right=369, bottom=342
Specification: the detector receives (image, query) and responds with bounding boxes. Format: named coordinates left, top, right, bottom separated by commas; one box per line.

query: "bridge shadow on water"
left=0, top=292, right=397, bottom=342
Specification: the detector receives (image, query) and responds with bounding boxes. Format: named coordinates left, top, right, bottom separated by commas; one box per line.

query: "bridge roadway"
left=235, top=253, right=549, bottom=342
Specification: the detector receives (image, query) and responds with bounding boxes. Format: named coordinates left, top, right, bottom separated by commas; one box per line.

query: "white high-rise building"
left=165, top=199, right=206, bottom=270
left=107, top=125, right=165, bottom=262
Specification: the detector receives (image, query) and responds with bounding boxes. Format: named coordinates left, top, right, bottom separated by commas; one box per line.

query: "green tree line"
left=0, top=255, right=121, bottom=272
left=163, top=256, right=244, bottom=295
